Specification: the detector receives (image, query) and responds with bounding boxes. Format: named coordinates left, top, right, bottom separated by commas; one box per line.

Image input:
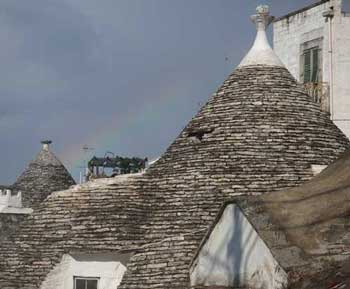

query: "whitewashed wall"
left=273, top=0, right=350, bottom=138
left=40, top=254, right=127, bottom=289
left=333, top=11, right=350, bottom=134
left=0, top=190, right=22, bottom=211
left=190, top=204, right=288, bottom=289
left=273, top=1, right=330, bottom=81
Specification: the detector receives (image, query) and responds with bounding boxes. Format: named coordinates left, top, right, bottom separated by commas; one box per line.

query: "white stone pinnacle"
left=238, top=5, right=284, bottom=68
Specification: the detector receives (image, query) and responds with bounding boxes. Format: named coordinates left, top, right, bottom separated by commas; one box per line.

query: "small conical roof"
left=13, top=141, right=75, bottom=208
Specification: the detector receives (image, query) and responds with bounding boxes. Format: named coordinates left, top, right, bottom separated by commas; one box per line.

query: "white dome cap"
left=238, top=5, right=284, bottom=68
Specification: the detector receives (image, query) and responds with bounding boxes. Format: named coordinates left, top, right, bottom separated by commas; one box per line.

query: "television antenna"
left=81, top=145, right=95, bottom=183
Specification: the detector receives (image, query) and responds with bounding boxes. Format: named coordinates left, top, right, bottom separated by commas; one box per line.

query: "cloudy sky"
left=0, top=0, right=315, bottom=184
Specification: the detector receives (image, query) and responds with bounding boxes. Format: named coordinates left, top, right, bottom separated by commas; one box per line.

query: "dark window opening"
left=74, top=277, right=99, bottom=289
left=301, top=47, right=320, bottom=83
left=187, top=128, right=215, bottom=141
left=300, top=38, right=329, bottom=112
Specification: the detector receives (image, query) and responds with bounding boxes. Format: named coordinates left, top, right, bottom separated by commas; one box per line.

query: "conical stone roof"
left=13, top=141, right=76, bottom=208
left=147, top=64, right=349, bottom=194
left=147, top=5, right=349, bottom=195
left=0, top=5, right=350, bottom=289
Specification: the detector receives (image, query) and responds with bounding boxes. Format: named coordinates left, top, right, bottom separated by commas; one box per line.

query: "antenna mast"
left=82, top=145, right=95, bottom=183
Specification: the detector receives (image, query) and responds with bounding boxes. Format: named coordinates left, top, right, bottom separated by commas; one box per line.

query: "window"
left=300, top=37, right=323, bottom=84
left=299, top=38, right=329, bottom=112
left=302, top=47, right=320, bottom=83
left=74, top=277, right=99, bottom=289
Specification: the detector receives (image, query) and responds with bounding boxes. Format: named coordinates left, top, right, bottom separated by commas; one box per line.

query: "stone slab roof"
left=0, top=214, right=28, bottom=243
left=188, top=149, right=350, bottom=288
left=229, top=149, right=350, bottom=288
left=0, top=64, right=349, bottom=289
left=13, top=146, right=76, bottom=208
left=1, top=6, right=349, bottom=287
left=0, top=175, right=149, bottom=287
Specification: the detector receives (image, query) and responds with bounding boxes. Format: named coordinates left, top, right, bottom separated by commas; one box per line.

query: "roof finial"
left=238, top=5, right=284, bottom=68
left=253, top=5, right=274, bottom=32
left=41, top=140, right=52, bottom=151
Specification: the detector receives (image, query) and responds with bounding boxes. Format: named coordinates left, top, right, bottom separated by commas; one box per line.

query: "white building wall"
left=40, top=254, right=127, bottom=289
left=190, top=204, right=288, bottom=289
left=333, top=10, right=350, bottom=134
left=273, top=2, right=330, bottom=81
left=273, top=0, right=350, bottom=138
left=0, top=190, right=23, bottom=212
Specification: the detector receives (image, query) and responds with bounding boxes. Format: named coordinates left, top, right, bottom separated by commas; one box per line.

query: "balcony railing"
left=303, top=82, right=330, bottom=113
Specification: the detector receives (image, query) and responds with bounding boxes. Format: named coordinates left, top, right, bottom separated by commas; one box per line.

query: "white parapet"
left=0, top=189, right=23, bottom=212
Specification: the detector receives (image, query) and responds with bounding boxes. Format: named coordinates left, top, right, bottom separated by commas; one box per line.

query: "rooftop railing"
left=303, top=82, right=330, bottom=113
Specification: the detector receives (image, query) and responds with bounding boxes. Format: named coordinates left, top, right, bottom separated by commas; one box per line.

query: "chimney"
left=41, top=140, right=52, bottom=151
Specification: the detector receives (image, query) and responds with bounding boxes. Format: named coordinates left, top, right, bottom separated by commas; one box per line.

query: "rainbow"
left=60, top=82, right=193, bottom=180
